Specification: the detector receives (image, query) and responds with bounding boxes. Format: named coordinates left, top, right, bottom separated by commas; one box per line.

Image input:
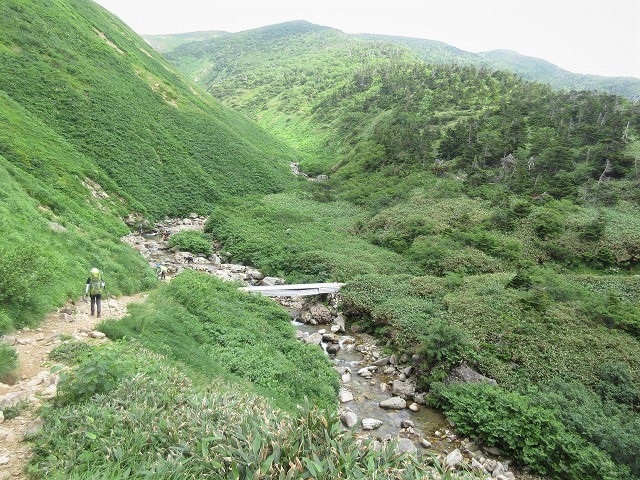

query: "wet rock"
left=341, top=373, right=351, bottom=382
left=300, top=303, right=333, bottom=325
left=445, top=449, right=463, bottom=468
left=357, top=367, right=375, bottom=379
left=414, top=392, right=427, bottom=405
left=391, top=380, right=415, bottom=399
left=396, top=438, right=417, bottom=455
left=340, top=411, right=358, bottom=428
left=419, top=438, right=432, bottom=449
left=304, top=333, right=323, bottom=345
left=322, top=333, right=340, bottom=343
left=338, top=390, right=354, bottom=403
left=400, top=420, right=415, bottom=429
left=379, top=397, right=406, bottom=409
left=409, top=402, right=420, bottom=412
left=373, top=357, right=390, bottom=366
left=362, top=418, right=383, bottom=430
left=445, top=363, right=497, bottom=386
left=326, top=344, right=340, bottom=354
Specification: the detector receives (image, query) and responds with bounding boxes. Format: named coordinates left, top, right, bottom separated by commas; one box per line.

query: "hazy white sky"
left=94, top=0, right=640, bottom=79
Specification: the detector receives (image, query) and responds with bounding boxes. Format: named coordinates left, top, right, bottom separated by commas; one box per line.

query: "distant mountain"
left=143, top=30, right=228, bottom=53
left=478, top=49, right=640, bottom=98
left=147, top=22, right=640, bottom=98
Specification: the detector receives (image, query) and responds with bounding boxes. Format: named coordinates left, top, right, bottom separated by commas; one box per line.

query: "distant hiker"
left=185, top=256, right=194, bottom=264
left=162, top=230, right=170, bottom=241
left=137, top=223, right=143, bottom=235
left=156, top=263, right=167, bottom=280
left=85, top=267, right=105, bottom=317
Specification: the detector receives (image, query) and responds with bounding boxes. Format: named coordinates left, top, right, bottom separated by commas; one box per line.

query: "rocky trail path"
left=0, top=293, right=147, bottom=479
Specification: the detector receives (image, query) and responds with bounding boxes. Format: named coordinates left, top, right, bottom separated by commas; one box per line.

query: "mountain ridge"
left=147, top=21, right=640, bottom=97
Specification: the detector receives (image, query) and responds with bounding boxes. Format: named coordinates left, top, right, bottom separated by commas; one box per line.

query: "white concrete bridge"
left=240, top=282, right=345, bottom=297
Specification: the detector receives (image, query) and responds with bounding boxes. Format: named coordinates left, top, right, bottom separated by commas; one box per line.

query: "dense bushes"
left=167, top=230, right=213, bottom=256
left=429, top=382, right=628, bottom=479
left=100, top=271, right=338, bottom=410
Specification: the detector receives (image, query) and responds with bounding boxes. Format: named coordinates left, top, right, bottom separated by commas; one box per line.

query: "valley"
left=0, top=0, right=639, bottom=478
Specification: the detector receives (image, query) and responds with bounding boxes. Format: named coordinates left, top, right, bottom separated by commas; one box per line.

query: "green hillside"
left=0, top=0, right=296, bottom=325
left=479, top=49, right=640, bottom=98
left=152, top=21, right=640, bottom=98
left=156, top=20, right=640, bottom=478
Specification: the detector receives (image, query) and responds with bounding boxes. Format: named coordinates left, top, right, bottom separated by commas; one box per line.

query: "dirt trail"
left=0, top=293, right=146, bottom=479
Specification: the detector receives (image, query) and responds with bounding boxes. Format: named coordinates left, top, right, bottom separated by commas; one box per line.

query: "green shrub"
left=56, top=343, right=139, bottom=404
left=100, top=271, right=338, bottom=410
left=429, top=382, right=627, bottom=479
left=167, top=230, right=213, bottom=256
left=49, top=340, right=94, bottom=365
left=0, top=341, right=17, bottom=380
left=0, top=310, right=14, bottom=336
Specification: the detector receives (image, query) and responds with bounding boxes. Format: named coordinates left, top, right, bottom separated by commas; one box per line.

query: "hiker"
left=85, top=267, right=105, bottom=317
left=156, top=263, right=167, bottom=280
left=162, top=230, right=170, bottom=241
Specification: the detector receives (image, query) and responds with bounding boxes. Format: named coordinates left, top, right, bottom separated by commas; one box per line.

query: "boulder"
left=400, top=420, right=415, bottom=429
left=409, top=402, right=420, bottom=412
left=395, top=438, right=417, bottom=455
left=361, top=418, right=383, bottom=431
left=391, top=380, right=415, bottom=399
left=379, top=397, right=406, bottom=409
left=304, top=333, right=323, bottom=346
left=445, top=449, right=463, bottom=468
left=340, top=411, right=358, bottom=428
left=338, top=390, right=354, bottom=403
left=300, top=303, right=333, bottom=325
left=419, top=438, right=431, bottom=449
left=322, top=333, right=340, bottom=343
left=326, top=344, right=340, bottom=355
left=261, top=276, right=285, bottom=286
left=492, top=461, right=507, bottom=477
left=373, top=357, right=390, bottom=366
left=445, top=363, right=497, bottom=386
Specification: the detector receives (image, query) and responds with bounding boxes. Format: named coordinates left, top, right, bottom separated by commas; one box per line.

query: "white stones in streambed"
left=361, top=418, right=383, bottom=431
left=395, top=437, right=417, bottom=455
left=340, top=411, right=358, bottom=428
left=379, top=396, right=406, bottom=410
left=338, top=389, right=354, bottom=403
left=357, top=366, right=377, bottom=379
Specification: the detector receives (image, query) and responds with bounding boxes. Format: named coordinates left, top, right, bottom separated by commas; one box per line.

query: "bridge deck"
left=240, top=282, right=345, bottom=297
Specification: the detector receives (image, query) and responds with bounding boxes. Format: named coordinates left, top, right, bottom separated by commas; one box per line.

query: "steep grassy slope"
left=0, top=0, right=297, bottom=330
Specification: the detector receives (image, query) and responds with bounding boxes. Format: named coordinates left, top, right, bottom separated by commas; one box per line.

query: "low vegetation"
left=99, top=271, right=338, bottom=410
left=167, top=230, right=213, bottom=256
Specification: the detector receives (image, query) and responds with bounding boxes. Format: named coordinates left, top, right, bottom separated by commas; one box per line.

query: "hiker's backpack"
left=89, top=270, right=104, bottom=295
